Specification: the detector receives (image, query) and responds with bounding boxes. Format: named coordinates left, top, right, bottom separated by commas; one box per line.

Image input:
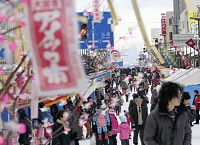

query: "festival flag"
left=158, top=44, right=177, bottom=67
left=185, top=38, right=200, bottom=52
left=170, top=40, right=191, bottom=69
left=25, top=0, right=87, bottom=96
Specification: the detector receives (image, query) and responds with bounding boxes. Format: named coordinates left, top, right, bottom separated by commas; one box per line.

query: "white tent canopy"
left=164, top=68, right=200, bottom=85
left=164, top=68, right=191, bottom=82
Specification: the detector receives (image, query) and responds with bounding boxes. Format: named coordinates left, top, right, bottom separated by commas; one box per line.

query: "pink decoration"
left=1, top=95, right=9, bottom=104
left=8, top=42, right=17, bottom=52
left=22, top=0, right=29, bottom=4
left=13, top=95, right=17, bottom=99
left=0, top=136, right=4, bottom=145
left=0, top=35, right=5, bottom=43
left=18, top=123, right=26, bottom=134
left=0, top=15, right=7, bottom=22
left=0, top=68, right=5, bottom=76
left=20, top=20, right=26, bottom=28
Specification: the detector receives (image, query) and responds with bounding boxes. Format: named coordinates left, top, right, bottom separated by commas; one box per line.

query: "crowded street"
left=0, top=0, right=200, bottom=145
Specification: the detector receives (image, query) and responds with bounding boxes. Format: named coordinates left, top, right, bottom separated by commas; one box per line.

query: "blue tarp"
left=183, top=84, right=200, bottom=105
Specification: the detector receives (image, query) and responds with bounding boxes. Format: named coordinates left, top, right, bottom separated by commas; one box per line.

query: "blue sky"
left=75, top=0, right=173, bottom=65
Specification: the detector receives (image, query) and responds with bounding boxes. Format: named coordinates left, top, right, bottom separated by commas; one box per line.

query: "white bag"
left=90, top=134, right=96, bottom=145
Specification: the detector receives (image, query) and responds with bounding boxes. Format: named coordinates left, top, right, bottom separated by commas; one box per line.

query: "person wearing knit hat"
left=118, top=115, right=131, bottom=145
left=119, top=115, right=127, bottom=123
left=108, top=108, right=119, bottom=145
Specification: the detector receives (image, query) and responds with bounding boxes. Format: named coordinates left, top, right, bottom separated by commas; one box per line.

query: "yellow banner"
left=188, top=10, right=199, bottom=34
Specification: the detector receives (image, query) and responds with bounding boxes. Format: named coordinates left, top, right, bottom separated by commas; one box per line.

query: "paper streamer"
left=130, top=0, right=165, bottom=65
left=107, top=0, right=119, bottom=25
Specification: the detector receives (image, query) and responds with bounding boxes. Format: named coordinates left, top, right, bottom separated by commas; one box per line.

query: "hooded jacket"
left=144, top=103, right=191, bottom=145
left=117, top=122, right=131, bottom=140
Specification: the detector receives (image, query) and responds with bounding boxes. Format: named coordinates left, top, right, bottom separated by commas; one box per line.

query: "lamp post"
left=190, top=17, right=200, bottom=67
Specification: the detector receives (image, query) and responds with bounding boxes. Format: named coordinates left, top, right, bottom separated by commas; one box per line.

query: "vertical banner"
left=185, top=38, right=200, bottom=52
left=158, top=44, right=177, bottom=67
left=93, top=0, right=101, bottom=23
left=25, top=0, right=87, bottom=96
left=170, top=41, right=191, bottom=69
left=161, top=13, right=166, bottom=36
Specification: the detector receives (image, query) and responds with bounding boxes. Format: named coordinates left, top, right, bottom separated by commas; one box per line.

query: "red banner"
left=185, top=39, right=200, bottom=52
left=161, top=14, right=166, bottom=36
left=170, top=41, right=191, bottom=69
left=25, top=0, right=86, bottom=96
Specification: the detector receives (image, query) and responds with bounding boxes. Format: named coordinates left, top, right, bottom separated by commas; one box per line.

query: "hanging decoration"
left=93, top=0, right=102, bottom=23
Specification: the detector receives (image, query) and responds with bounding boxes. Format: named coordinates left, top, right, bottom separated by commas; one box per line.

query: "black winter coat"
left=52, top=122, right=70, bottom=145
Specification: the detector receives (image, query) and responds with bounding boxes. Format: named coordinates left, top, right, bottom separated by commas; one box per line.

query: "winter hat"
left=108, top=108, right=115, bottom=114
left=119, top=115, right=127, bottom=123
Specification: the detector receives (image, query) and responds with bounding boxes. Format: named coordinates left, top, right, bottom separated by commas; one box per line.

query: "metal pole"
left=198, top=20, right=200, bottom=67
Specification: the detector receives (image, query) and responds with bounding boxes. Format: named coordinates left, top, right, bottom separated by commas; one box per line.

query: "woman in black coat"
left=17, top=108, right=32, bottom=145
left=52, top=110, right=70, bottom=145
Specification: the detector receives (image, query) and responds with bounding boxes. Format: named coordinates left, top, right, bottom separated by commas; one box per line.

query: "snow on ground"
left=80, top=88, right=200, bottom=145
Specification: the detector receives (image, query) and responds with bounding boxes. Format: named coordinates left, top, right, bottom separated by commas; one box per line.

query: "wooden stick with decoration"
left=0, top=54, right=27, bottom=96
left=130, top=0, right=165, bottom=65
left=5, top=75, right=32, bottom=144
left=107, top=0, right=119, bottom=25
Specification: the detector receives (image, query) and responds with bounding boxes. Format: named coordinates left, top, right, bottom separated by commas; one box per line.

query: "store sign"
left=161, top=13, right=166, bottom=36
left=25, top=0, right=86, bottom=96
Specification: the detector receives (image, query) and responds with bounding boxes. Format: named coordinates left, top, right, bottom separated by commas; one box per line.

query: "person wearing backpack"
left=92, top=103, right=111, bottom=145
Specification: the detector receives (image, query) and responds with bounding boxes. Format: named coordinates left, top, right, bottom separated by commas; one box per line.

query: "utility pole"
left=190, top=17, right=200, bottom=67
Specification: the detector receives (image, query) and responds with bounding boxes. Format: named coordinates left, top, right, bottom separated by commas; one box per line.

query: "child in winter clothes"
left=118, top=115, right=131, bottom=145
left=108, top=108, right=118, bottom=145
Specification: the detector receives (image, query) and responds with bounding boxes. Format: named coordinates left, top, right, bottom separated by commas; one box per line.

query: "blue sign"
left=78, top=12, right=114, bottom=49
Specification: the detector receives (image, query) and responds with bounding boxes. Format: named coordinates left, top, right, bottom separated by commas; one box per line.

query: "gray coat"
left=144, top=104, right=191, bottom=145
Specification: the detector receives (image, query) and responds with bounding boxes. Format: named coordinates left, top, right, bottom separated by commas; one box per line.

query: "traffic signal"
left=80, top=23, right=87, bottom=40
left=143, top=47, right=146, bottom=53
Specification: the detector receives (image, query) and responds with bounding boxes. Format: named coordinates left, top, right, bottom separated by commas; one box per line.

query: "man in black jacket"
left=129, top=94, right=148, bottom=145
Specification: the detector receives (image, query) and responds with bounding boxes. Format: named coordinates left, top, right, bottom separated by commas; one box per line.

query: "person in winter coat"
left=129, top=94, right=148, bottom=145
left=144, top=82, right=191, bottom=145
left=17, top=108, right=32, bottom=145
left=69, top=102, right=83, bottom=145
left=193, top=90, right=200, bottom=124
left=92, top=103, right=111, bottom=145
left=108, top=108, right=118, bottom=145
left=118, top=115, right=131, bottom=145
left=181, top=92, right=196, bottom=126
left=52, top=110, right=70, bottom=145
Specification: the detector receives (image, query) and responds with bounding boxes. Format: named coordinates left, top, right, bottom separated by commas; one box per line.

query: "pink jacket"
left=117, top=123, right=131, bottom=140
left=109, top=114, right=119, bottom=135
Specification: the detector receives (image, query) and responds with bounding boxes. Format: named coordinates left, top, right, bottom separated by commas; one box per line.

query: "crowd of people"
left=14, top=67, right=200, bottom=145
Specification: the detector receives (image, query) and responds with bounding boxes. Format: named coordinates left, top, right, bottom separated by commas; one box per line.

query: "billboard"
left=78, top=12, right=114, bottom=49
left=188, top=10, right=199, bottom=35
